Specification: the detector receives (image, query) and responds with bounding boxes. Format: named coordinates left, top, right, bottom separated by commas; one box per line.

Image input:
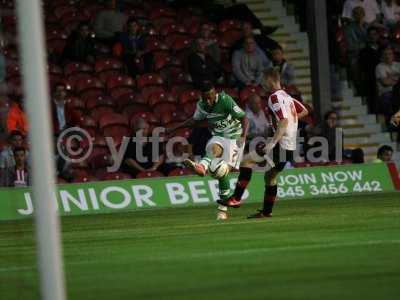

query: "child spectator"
left=0, top=147, right=29, bottom=187
left=373, top=145, right=394, bottom=162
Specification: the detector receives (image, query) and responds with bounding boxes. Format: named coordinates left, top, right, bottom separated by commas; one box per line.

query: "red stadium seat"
left=170, top=36, right=192, bottom=52
left=47, top=39, right=67, bottom=56
left=72, top=174, right=98, bottom=183
left=179, top=89, right=201, bottom=104
left=106, top=74, right=135, bottom=91
left=148, top=91, right=177, bottom=107
left=98, top=113, right=129, bottom=129
left=91, top=106, right=115, bottom=122
left=218, top=19, right=242, bottom=33
left=174, top=128, right=192, bottom=139
left=129, top=111, right=158, bottom=126
left=88, top=147, right=112, bottom=169
left=160, top=23, right=187, bottom=36
left=79, top=115, right=97, bottom=128
left=95, top=58, right=124, bottom=73
left=141, top=86, right=166, bottom=103
left=46, top=28, right=68, bottom=41
left=122, top=103, right=151, bottom=117
left=75, top=77, right=104, bottom=95
left=168, top=168, right=194, bottom=177
left=65, top=96, right=85, bottom=111
left=64, top=62, right=93, bottom=77
left=145, top=38, right=169, bottom=53
left=183, top=101, right=197, bottom=117
left=102, top=125, right=131, bottom=146
left=137, top=73, right=164, bottom=89
left=101, top=172, right=133, bottom=181
left=136, top=170, right=164, bottom=178
left=84, top=95, right=114, bottom=111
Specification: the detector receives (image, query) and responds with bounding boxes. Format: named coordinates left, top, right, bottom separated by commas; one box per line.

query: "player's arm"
left=270, top=118, right=288, bottom=146
left=166, top=117, right=201, bottom=134
left=293, top=99, right=309, bottom=120
left=167, top=101, right=205, bottom=135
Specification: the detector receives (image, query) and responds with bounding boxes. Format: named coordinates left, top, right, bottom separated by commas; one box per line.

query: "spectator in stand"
left=51, top=83, right=80, bottom=134
left=271, top=45, right=295, bottom=86
left=0, top=147, right=29, bottom=187
left=342, top=0, right=381, bottom=25
left=245, top=94, right=269, bottom=141
left=373, top=145, right=394, bottom=162
left=232, top=37, right=265, bottom=88
left=306, top=110, right=341, bottom=162
left=93, top=0, right=127, bottom=45
left=199, top=23, right=221, bottom=63
left=344, top=6, right=368, bottom=95
left=62, top=22, right=95, bottom=64
left=117, top=17, right=151, bottom=77
left=375, top=47, right=400, bottom=124
left=188, top=38, right=223, bottom=89
left=381, top=0, right=400, bottom=27
left=122, top=118, right=165, bottom=178
left=6, top=98, right=28, bottom=136
left=232, top=22, right=274, bottom=67
left=0, top=130, right=24, bottom=170
left=359, top=26, right=381, bottom=113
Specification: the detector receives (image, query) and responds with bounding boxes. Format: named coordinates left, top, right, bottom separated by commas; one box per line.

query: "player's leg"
left=248, top=147, right=293, bottom=218
left=218, top=142, right=264, bottom=208
left=183, top=138, right=223, bottom=176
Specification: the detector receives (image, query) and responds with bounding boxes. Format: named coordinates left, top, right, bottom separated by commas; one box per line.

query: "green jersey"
left=192, top=91, right=245, bottom=139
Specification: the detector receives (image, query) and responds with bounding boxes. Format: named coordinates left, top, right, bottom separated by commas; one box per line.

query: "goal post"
left=15, top=0, right=66, bottom=299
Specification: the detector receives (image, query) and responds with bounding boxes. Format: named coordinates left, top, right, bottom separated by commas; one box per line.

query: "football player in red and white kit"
left=218, top=68, right=308, bottom=218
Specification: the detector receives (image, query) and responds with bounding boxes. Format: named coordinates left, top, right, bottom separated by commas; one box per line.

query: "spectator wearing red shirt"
left=6, top=98, right=28, bottom=137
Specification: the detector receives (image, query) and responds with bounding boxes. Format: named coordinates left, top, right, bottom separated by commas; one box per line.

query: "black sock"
left=233, top=167, right=253, bottom=200
left=263, top=185, right=277, bottom=214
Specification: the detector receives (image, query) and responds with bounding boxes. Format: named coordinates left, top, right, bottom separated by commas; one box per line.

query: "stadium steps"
left=237, top=0, right=313, bottom=103
left=335, top=83, right=400, bottom=163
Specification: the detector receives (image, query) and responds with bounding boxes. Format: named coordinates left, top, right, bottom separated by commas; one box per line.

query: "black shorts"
left=255, top=142, right=294, bottom=172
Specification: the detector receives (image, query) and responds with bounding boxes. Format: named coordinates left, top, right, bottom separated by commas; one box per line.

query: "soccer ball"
left=209, top=158, right=229, bottom=179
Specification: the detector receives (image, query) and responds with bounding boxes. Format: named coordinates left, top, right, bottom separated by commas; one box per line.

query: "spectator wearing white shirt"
left=375, top=47, right=400, bottom=123
left=245, top=94, right=269, bottom=141
left=342, top=0, right=381, bottom=24
left=381, top=0, right=400, bottom=27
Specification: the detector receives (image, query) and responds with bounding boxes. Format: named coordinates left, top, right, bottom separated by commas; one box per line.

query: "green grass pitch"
left=1, top=192, right=399, bottom=300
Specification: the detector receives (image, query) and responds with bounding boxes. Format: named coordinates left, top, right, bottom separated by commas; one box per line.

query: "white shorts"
left=205, top=136, right=245, bottom=170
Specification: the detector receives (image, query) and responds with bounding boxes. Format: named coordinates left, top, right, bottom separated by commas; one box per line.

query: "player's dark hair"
left=263, top=67, right=280, bottom=82
left=200, top=81, right=214, bottom=93
left=377, top=145, right=393, bottom=157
